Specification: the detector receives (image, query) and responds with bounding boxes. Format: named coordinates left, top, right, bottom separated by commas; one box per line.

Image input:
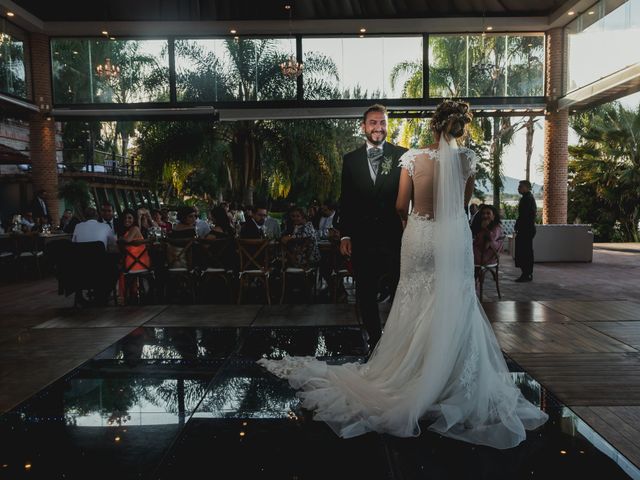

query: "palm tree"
left=569, top=102, right=640, bottom=241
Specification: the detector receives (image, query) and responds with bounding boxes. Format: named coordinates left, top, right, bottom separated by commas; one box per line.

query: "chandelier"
left=0, top=33, right=10, bottom=45
left=280, top=54, right=303, bottom=79
left=280, top=4, right=303, bottom=79
left=96, top=57, right=120, bottom=78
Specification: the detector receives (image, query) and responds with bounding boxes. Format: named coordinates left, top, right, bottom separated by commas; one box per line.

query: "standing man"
left=339, top=104, right=407, bottom=351
left=514, top=180, right=537, bottom=282
left=30, top=189, right=49, bottom=222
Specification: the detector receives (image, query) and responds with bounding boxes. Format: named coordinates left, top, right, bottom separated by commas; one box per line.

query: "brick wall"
left=543, top=28, right=569, bottom=224
left=28, top=33, right=59, bottom=221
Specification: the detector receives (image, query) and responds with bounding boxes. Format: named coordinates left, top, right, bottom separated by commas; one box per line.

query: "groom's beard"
left=365, top=131, right=386, bottom=145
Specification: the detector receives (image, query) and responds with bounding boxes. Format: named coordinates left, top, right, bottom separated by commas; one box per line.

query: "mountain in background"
left=478, top=176, right=543, bottom=196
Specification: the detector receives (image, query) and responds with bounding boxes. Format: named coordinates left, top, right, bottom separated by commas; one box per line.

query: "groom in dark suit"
left=339, top=104, right=407, bottom=351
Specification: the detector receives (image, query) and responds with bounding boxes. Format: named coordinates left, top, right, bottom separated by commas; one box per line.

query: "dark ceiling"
left=11, top=0, right=569, bottom=21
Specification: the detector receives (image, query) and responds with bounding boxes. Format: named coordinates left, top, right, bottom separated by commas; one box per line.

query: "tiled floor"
left=1, top=244, right=640, bottom=478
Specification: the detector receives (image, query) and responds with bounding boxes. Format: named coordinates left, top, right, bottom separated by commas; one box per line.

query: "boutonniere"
left=380, top=156, right=394, bottom=176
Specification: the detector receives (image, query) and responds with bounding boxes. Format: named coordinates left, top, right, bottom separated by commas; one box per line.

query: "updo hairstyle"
left=431, top=100, right=473, bottom=139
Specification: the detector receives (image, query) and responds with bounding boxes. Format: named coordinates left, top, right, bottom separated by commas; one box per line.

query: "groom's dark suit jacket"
left=339, top=142, right=408, bottom=251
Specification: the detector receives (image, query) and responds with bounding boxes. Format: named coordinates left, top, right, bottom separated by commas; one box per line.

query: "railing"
left=60, top=148, right=140, bottom=178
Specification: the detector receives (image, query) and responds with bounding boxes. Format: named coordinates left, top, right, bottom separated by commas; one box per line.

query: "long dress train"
left=258, top=140, right=548, bottom=449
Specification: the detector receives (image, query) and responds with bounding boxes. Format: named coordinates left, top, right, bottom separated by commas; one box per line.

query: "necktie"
left=368, top=147, right=383, bottom=178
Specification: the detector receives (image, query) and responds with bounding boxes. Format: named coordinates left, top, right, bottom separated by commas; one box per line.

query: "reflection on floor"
left=0, top=326, right=638, bottom=480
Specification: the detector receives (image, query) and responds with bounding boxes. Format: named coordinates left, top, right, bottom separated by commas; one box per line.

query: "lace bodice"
left=399, top=146, right=477, bottom=218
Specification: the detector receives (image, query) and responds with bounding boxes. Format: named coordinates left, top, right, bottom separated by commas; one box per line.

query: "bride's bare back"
left=396, top=143, right=475, bottom=222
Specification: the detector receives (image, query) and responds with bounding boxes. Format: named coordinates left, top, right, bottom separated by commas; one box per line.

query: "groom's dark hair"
left=362, top=104, right=388, bottom=123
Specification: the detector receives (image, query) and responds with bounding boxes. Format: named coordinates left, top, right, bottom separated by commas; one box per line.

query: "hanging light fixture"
left=96, top=57, right=120, bottom=78
left=280, top=3, right=303, bottom=79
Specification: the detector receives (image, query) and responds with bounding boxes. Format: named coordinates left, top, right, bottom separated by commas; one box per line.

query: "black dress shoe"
left=514, top=275, right=532, bottom=283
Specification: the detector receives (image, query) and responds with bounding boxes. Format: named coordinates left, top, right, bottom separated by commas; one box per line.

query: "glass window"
left=302, top=36, right=423, bottom=100
left=51, top=38, right=169, bottom=104
left=566, top=0, right=640, bottom=93
left=429, top=34, right=544, bottom=98
left=0, top=20, right=28, bottom=99
left=175, top=38, right=296, bottom=102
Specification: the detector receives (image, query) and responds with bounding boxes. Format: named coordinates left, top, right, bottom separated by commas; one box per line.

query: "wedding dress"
left=258, top=138, right=548, bottom=449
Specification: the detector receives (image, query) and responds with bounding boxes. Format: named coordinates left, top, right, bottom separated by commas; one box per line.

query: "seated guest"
left=307, top=202, right=321, bottom=229
left=229, top=202, right=245, bottom=227
left=59, top=209, right=73, bottom=232
left=137, top=207, right=156, bottom=238
left=209, top=206, right=236, bottom=238
left=471, top=204, right=504, bottom=267
left=20, top=211, right=36, bottom=231
left=151, top=209, right=172, bottom=234
left=72, top=207, right=117, bottom=250
left=281, top=207, right=320, bottom=264
left=169, top=206, right=197, bottom=238
left=118, top=208, right=151, bottom=275
left=318, top=202, right=337, bottom=233
left=264, top=206, right=281, bottom=240
left=192, top=205, right=211, bottom=238
left=99, top=202, right=117, bottom=233
left=243, top=205, right=253, bottom=225
left=240, top=204, right=267, bottom=239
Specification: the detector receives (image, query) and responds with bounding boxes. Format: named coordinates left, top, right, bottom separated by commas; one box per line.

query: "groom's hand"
left=340, top=238, right=352, bottom=257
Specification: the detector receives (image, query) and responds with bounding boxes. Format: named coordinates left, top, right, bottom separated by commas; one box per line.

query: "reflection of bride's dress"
left=258, top=140, right=548, bottom=449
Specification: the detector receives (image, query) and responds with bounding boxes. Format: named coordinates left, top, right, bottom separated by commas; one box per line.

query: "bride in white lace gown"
left=258, top=100, right=548, bottom=449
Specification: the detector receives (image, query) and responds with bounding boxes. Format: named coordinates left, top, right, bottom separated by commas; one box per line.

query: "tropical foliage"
left=0, top=33, right=26, bottom=98
left=391, top=34, right=545, bottom=206
left=568, top=102, right=640, bottom=242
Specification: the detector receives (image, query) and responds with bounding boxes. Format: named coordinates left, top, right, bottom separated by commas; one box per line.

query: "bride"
left=258, top=100, right=548, bottom=449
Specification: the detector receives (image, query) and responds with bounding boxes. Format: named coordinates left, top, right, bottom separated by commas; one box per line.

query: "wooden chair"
left=0, top=235, right=16, bottom=275
left=120, top=238, right=154, bottom=304
left=236, top=238, right=272, bottom=305
left=14, top=233, right=44, bottom=278
left=164, top=237, right=196, bottom=303
left=194, top=237, right=237, bottom=303
left=280, top=237, right=317, bottom=304
left=323, top=238, right=352, bottom=303
left=475, top=237, right=505, bottom=301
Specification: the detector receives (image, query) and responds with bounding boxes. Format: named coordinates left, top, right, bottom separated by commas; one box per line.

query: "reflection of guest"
left=471, top=204, right=503, bottom=267
left=514, top=180, right=537, bottom=283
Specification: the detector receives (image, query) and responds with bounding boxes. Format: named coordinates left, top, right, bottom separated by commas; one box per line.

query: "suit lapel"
left=354, top=144, right=374, bottom=189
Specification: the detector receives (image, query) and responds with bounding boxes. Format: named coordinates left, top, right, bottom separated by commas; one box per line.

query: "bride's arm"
left=464, top=175, right=475, bottom=207
left=396, top=169, right=413, bottom=228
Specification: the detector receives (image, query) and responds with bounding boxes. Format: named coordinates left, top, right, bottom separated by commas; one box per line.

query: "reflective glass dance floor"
left=0, top=326, right=638, bottom=479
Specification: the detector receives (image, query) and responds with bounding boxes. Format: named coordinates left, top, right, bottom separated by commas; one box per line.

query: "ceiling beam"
left=558, top=63, right=640, bottom=110
left=39, top=16, right=550, bottom=37
left=0, top=0, right=44, bottom=31
left=547, top=0, right=595, bottom=29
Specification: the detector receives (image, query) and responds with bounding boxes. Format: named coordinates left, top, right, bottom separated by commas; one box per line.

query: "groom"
left=339, top=104, right=407, bottom=350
